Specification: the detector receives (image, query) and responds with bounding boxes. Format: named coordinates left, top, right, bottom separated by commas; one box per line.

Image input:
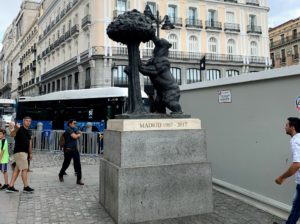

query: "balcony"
left=169, top=17, right=183, bottom=27
left=224, top=23, right=240, bottom=33
left=248, top=56, right=267, bottom=64
left=205, top=20, right=222, bottom=31
left=270, top=32, right=300, bottom=50
left=66, top=2, right=72, bottom=13
left=56, top=15, right=60, bottom=23
left=59, top=34, right=65, bottom=45
left=82, top=15, right=91, bottom=29
left=65, top=30, right=71, bottom=41
left=246, top=0, right=259, bottom=6
left=113, top=10, right=126, bottom=19
left=54, top=39, right=60, bottom=48
left=247, top=25, right=262, bottom=34
left=60, top=9, right=66, bottom=18
left=185, top=19, right=203, bottom=29
left=73, top=0, right=78, bottom=6
left=71, top=24, right=79, bottom=37
left=224, top=0, right=238, bottom=2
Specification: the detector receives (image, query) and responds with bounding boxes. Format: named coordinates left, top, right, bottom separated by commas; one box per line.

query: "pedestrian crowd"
left=0, top=117, right=86, bottom=194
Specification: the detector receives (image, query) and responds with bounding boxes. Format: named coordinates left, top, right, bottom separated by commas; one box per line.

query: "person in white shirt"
left=275, top=117, right=300, bottom=224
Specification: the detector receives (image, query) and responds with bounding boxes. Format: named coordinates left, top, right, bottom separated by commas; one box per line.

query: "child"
left=0, top=128, right=9, bottom=190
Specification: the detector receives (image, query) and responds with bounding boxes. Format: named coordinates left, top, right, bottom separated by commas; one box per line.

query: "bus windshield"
left=16, top=87, right=149, bottom=131
left=0, top=99, right=16, bottom=116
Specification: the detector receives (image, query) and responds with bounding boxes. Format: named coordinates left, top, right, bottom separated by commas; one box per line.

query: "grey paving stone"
left=0, top=151, right=285, bottom=224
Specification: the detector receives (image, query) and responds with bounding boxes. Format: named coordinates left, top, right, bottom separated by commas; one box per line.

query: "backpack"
left=59, top=132, right=66, bottom=149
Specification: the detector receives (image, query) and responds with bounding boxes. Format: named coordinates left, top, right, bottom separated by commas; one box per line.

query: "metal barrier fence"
left=31, top=130, right=101, bottom=155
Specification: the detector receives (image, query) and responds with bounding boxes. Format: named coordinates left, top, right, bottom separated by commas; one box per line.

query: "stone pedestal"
left=100, top=118, right=213, bottom=224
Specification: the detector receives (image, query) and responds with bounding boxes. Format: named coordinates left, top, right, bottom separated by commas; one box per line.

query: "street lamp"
left=144, top=5, right=175, bottom=38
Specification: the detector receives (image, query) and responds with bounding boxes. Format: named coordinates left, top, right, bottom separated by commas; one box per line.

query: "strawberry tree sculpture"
left=107, top=10, right=155, bottom=114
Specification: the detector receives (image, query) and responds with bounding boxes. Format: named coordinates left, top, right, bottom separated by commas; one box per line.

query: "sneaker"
left=0, top=184, right=9, bottom=191
left=6, top=186, right=19, bottom=193
left=23, top=186, right=34, bottom=193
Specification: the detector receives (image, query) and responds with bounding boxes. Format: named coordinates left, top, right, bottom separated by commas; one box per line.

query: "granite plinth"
left=99, top=118, right=213, bottom=224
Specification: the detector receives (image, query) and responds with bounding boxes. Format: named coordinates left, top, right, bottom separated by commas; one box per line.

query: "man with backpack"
left=58, top=119, right=84, bottom=185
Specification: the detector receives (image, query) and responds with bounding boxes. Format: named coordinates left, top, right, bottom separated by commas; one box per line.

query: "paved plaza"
left=0, top=151, right=284, bottom=224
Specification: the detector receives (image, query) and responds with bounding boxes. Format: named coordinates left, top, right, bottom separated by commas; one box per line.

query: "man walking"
left=59, top=119, right=84, bottom=185
left=275, top=117, right=300, bottom=224
left=6, top=116, right=34, bottom=193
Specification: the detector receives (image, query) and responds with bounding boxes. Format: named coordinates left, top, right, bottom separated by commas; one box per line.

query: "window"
left=250, top=41, right=258, bottom=56
left=117, top=0, right=127, bottom=12
left=226, top=70, right=239, bottom=78
left=117, top=42, right=127, bottom=55
left=170, top=67, right=181, bottom=85
left=52, top=81, right=55, bottom=92
left=74, top=72, right=79, bottom=89
left=208, top=37, right=217, bottom=53
left=281, top=49, right=286, bottom=63
left=226, top=11, right=234, bottom=23
left=85, top=68, right=91, bottom=88
left=188, top=7, right=197, bottom=25
left=62, top=77, right=66, bottom=90
left=168, top=5, right=177, bottom=23
left=48, top=83, right=51, bottom=93
left=187, top=69, right=201, bottom=84
left=227, top=39, right=236, bottom=60
left=114, top=65, right=128, bottom=86
left=293, top=29, right=297, bottom=39
left=67, top=75, right=72, bottom=90
left=56, top=79, right=60, bottom=91
left=43, top=85, right=46, bottom=94
left=206, top=69, right=220, bottom=81
left=169, top=34, right=178, bottom=50
left=147, top=2, right=156, bottom=14
left=208, top=9, right=216, bottom=25
left=249, top=14, right=257, bottom=27
left=280, top=34, right=285, bottom=44
left=188, top=36, right=198, bottom=52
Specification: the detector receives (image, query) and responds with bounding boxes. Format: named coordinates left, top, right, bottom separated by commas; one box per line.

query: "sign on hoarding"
left=218, top=90, right=232, bottom=103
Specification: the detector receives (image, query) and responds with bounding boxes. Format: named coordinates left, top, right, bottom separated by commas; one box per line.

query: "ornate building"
left=269, top=17, right=300, bottom=68
left=0, top=0, right=271, bottom=98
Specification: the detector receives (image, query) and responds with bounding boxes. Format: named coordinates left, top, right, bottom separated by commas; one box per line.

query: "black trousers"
left=59, top=149, right=82, bottom=181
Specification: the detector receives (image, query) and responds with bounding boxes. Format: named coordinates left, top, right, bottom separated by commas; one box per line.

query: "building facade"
left=0, top=0, right=271, bottom=98
left=0, top=0, right=40, bottom=99
left=269, top=17, right=300, bottom=69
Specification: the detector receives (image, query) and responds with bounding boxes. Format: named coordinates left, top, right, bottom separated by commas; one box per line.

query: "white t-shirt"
left=291, top=133, right=300, bottom=184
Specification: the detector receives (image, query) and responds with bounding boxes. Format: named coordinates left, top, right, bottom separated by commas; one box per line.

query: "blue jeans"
left=287, top=184, right=300, bottom=224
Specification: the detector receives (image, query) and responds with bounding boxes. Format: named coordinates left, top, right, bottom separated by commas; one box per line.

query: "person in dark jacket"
left=58, top=119, right=84, bottom=185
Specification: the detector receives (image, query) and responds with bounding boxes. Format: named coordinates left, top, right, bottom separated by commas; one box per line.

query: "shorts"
left=0, top=164, right=7, bottom=172
left=14, top=152, right=28, bottom=171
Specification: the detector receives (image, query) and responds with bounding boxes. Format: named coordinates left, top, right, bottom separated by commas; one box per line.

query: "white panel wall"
left=180, top=65, right=300, bottom=209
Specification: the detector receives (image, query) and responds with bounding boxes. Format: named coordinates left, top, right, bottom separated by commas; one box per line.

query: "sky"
left=0, top=0, right=300, bottom=51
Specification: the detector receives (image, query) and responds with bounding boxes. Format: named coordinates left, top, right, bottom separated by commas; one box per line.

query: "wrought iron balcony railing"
left=169, top=17, right=183, bottom=27
left=205, top=21, right=222, bottom=30
left=71, top=24, right=79, bottom=36
left=185, top=19, right=203, bottom=29
left=247, top=25, right=262, bottom=34
left=246, top=0, right=259, bottom=6
left=224, top=23, right=240, bottom=32
left=81, top=15, right=91, bottom=29
left=224, top=0, right=238, bottom=3
left=270, top=32, right=300, bottom=49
